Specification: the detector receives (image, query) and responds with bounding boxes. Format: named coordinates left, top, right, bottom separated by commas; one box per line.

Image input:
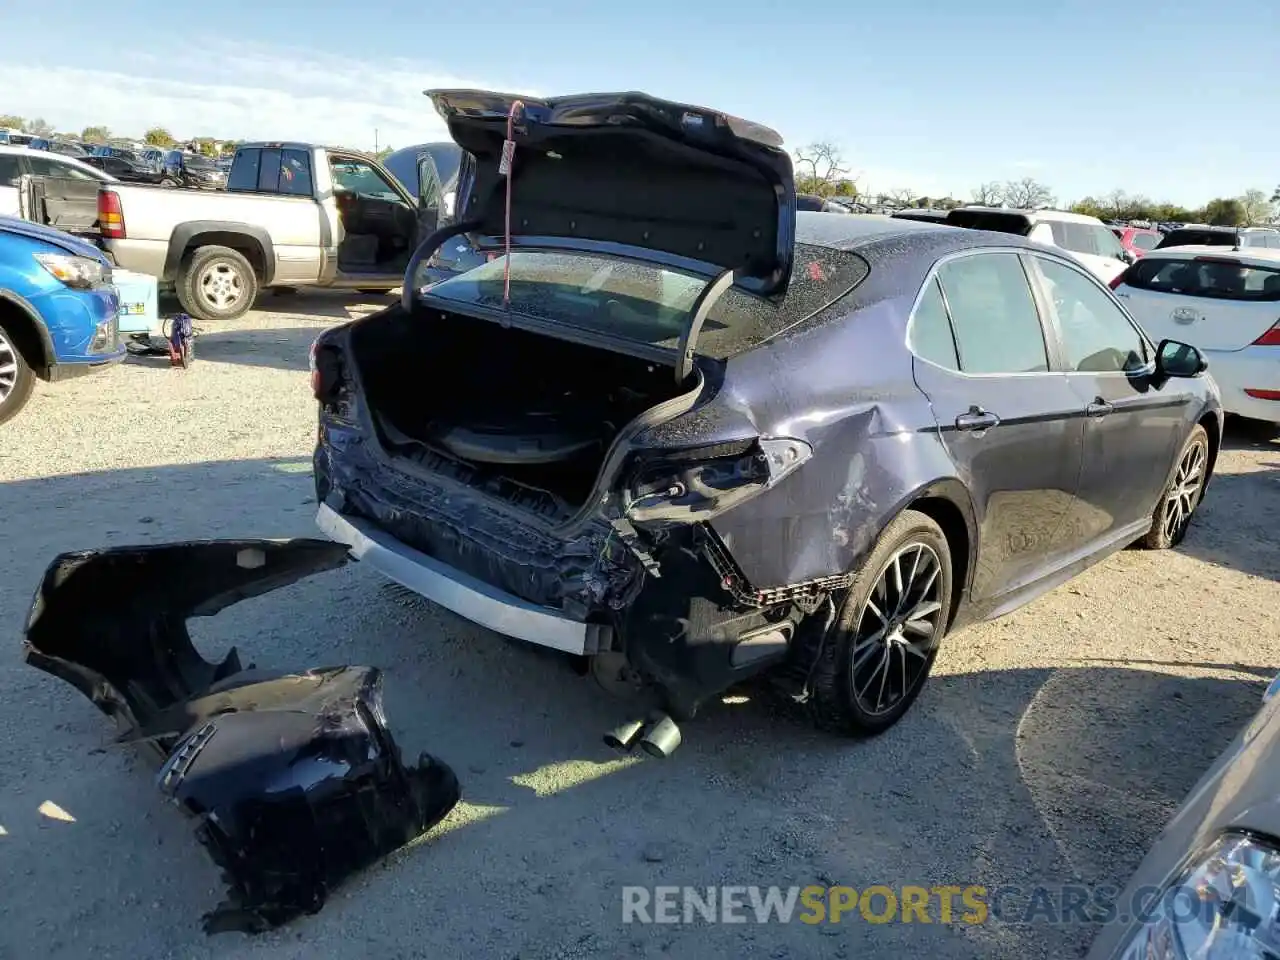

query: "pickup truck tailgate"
left=18, top=175, right=100, bottom=238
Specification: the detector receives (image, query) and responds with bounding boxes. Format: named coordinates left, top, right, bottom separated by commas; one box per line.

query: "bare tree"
left=1002, top=177, right=1056, bottom=210
left=793, top=141, right=850, bottom=197
left=1239, top=188, right=1276, bottom=226
left=884, top=187, right=917, bottom=208
left=24, top=117, right=53, bottom=137
left=970, top=181, right=1005, bottom=206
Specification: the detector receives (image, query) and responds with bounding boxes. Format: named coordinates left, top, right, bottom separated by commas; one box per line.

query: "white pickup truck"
left=21, top=142, right=453, bottom=321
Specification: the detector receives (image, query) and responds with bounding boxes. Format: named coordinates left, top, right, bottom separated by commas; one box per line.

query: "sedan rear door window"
left=936, top=253, right=1049, bottom=374
left=908, top=277, right=959, bottom=369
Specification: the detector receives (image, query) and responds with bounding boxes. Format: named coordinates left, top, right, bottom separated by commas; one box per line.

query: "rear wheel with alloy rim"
left=805, top=509, right=952, bottom=736
left=0, top=321, right=36, bottom=425
left=1138, top=424, right=1209, bottom=550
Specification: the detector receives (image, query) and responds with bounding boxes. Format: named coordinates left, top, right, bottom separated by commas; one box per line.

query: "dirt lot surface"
left=1, top=291, right=1278, bottom=960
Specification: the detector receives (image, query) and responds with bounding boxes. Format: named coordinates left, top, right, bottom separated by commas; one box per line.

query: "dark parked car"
left=381, top=141, right=483, bottom=280
left=797, top=192, right=851, bottom=213
left=892, top=208, right=952, bottom=224
left=310, top=90, right=1223, bottom=753
left=82, top=154, right=164, bottom=183
left=161, top=150, right=227, bottom=189
left=1157, top=225, right=1280, bottom=250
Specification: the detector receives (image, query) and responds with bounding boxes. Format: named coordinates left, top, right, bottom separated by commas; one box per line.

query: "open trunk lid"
left=426, top=89, right=797, bottom=300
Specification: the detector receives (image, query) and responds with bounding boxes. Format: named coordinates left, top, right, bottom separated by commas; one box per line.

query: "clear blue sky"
left=2, top=0, right=1276, bottom=206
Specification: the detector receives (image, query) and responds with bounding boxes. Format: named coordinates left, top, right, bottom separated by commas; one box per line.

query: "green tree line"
left=0, top=114, right=394, bottom=161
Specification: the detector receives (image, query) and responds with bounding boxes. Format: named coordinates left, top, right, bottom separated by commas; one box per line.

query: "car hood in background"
left=0, top=213, right=107, bottom=261
left=426, top=88, right=797, bottom=299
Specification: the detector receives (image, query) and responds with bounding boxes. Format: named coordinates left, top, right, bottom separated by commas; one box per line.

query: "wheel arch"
left=0, top=290, right=55, bottom=379
left=1198, top=408, right=1221, bottom=485
left=164, top=222, right=275, bottom=285
left=900, top=478, right=977, bottom=630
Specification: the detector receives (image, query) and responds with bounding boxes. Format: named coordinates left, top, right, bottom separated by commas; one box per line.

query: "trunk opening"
left=348, top=306, right=702, bottom=512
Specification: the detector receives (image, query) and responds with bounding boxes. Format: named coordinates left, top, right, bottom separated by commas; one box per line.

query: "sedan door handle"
left=955, top=407, right=1001, bottom=431
left=1087, top=399, right=1114, bottom=418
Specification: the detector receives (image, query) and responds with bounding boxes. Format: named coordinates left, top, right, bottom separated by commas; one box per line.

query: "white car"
left=0, top=146, right=116, bottom=218
left=1112, top=245, right=1280, bottom=425
left=947, top=207, right=1131, bottom=284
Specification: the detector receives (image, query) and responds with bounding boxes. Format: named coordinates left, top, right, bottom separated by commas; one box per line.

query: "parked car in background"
left=160, top=150, right=227, bottom=189
left=0, top=146, right=116, bottom=219
left=1086, top=675, right=1280, bottom=958
left=20, top=142, right=452, bottom=321
left=311, top=89, right=1222, bottom=753
left=90, top=145, right=142, bottom=164
left=891, top=208, right=952, bottom=224
left=1112, top=225, right=1162, bottom=259
left=1157, top=225, right=1280, bottom=250
left=797, top=193, right=851, bottom=213
left=0, top=215, right=125, bottom=423
left=48, top=140, right=88, bottom=158
left=82, top=155, right=164, bottom=184
left=382, top=141, right=485, bottom=282
left=945, top=206, right=1132, bottom=284
left=1111, top=246, right=1280, bottom=427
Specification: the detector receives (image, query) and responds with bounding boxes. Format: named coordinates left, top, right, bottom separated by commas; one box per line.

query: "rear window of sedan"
left=944, top=210, right=1033, bottom=235
left=1122, top=256, right=1280, bottom=301
left=424, top=243, right=870, bottom=358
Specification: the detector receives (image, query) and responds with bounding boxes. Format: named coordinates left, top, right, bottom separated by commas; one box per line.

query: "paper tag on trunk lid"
left=499, top=139, right=516, bottom=177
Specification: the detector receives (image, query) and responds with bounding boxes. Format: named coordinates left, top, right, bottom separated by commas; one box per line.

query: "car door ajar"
left=909, top=251, right=1086, bottom=605
left=1028, top=255, right=1188, bottom=549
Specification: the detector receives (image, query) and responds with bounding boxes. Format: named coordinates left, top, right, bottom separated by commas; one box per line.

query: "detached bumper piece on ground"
left=21, top=539, right=461, bottom=934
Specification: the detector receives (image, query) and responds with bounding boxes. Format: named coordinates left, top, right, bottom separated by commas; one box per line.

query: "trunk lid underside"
left=427, top=88, right=797, bottom=300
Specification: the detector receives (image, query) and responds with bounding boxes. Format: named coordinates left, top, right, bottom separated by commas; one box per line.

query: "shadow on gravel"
left=257, top=289, right=396, bottom=321
left=0, top=457, right=1272, bottom=960
left=1179, top=452, right=1280, bottom=583
left=179, top=326, right=332, bottom=373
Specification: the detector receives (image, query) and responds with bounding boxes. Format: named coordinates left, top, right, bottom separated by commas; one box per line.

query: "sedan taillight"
left=1109, top=271, right=1127, bottom=290
left=1252, top=322, right=1280, bottom=347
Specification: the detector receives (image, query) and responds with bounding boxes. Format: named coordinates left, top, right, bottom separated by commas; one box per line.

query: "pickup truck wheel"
left=0, top=321, right=36, bottom=426
left=177, top=246, right=259, bottom=322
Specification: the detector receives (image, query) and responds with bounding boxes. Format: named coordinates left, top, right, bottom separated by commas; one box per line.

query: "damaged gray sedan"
left=311, top=89, right=1222, bottom=749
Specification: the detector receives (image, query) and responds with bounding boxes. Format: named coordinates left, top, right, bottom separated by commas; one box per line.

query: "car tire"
left=0, top=319, right=36, bottom=426
left=1137, top=424, right=1210, bottom=550
left=805, top=509, right=952, bottom=736
left=176, top=246, right=259, bottom=322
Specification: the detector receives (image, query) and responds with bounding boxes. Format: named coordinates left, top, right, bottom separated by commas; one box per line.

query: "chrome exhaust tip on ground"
left=638, top=714, right=682, bottom=758
left=603, top=718, right=646, bottom=751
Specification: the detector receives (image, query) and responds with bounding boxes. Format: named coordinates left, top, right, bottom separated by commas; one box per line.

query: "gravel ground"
left=1, top=290, right=1278, bottom=960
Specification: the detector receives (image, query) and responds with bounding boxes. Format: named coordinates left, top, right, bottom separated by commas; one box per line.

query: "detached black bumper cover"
left=22, top=539, right=461, bottom=934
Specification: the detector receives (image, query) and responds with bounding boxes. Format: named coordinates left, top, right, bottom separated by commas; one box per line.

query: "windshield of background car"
left=944, top=210, right=1033, bottom=236
left=423, top=243, right=870, bottom=358
left=1123, top=257, right=1280, bottom=301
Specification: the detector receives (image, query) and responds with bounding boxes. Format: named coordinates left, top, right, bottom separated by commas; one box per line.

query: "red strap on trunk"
left=503, top=100, right=525, bottom=307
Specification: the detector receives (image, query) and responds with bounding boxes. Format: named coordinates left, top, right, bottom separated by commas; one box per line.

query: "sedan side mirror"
left=1120, top=249, right=1137, bottom=264
left=1155, top=339, right=1208, bottom=378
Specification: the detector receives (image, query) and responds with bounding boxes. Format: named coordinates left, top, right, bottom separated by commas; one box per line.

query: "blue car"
left=0, top=216, right=126, bottom=424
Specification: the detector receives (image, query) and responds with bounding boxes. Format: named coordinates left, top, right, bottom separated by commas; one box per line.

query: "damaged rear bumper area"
left=22, top=539, right=460, bottom=934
